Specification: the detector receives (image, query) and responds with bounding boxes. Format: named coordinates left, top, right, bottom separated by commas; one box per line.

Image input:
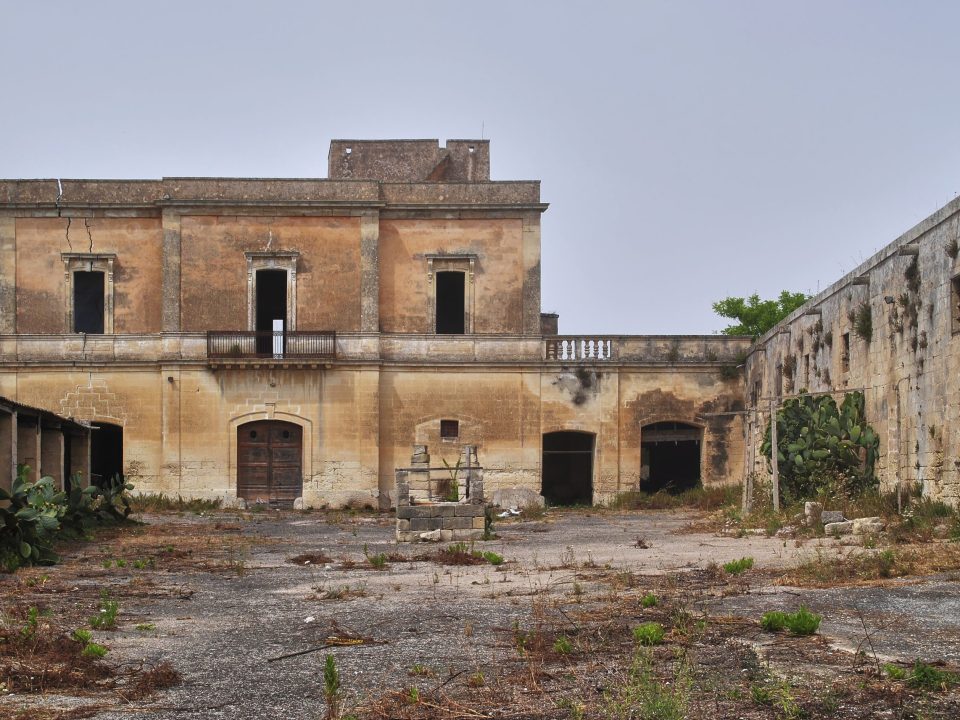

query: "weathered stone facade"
left=744, top=198, right=960, bottom=505
left=0, top=139, right=749, bottom=507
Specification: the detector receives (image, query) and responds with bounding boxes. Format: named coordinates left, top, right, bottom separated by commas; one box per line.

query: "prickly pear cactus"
left=760, top=391, right=879, bottom=502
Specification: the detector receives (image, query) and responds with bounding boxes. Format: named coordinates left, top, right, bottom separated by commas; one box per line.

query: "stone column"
left=409, top=444, right=429, bottom=502
left=40, top=424, right=64, bottom=488
left=69, top=430, right=92, bottom=488
left=0, top=217, right=15, bottom=334
left=359, top=211, right=380, bottom=333
left=161, top=209, right=182, bottom=333
left=0, top=409, right=15, bottom=493
left=16, top=419, right=40, bottom=482
left=521, top=212, right=542, bottom=335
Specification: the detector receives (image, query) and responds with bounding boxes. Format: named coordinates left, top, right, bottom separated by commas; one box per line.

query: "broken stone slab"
left=852, top=516, right=885, bottom=534
left=825, top=520, right=854, bottom=535
left=418, top=529, right=442, bottom=542
left=821, top=510, right=845, bottom=525
left=293, top=497, right=304, bottom=510
left=804, top=502, right=823, bottom=526
left=491, top=488, right=545, bottom=509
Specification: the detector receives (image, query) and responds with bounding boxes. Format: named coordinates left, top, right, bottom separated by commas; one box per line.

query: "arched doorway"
left=90, top=422, right=123, bottom=488
left=237, top=420, right=303, bottom=506
left=542, top=431, right=594, bottom=506
left=640, top=421, right=702, bottom=493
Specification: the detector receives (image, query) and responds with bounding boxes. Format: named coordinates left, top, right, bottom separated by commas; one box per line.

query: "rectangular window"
left=774, top=362, right=783, bottom=399
left=841, top=332, right=851, bottom=372
left=73, top=271, right=105, bottom=333
left=803, top=354, right=810, bottom=388
left=435, top=271, right=465, bottom=334
left=440, top=419, right=459, bottom=440
left=952, top=275, right=960, bottom=335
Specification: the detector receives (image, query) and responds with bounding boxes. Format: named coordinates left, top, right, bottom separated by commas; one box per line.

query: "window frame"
left=62, top=253, right=116, bottom=334
left=426, top=254, right=475, bottom=335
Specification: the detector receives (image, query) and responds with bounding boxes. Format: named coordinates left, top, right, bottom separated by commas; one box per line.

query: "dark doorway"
left=542, top=431, right=594, bottom=506
left=640, top=422, right=701, bottom=493
left=255, top=270, right=287, bottom=355
left=74, top=271, right=105, bottom=333
left=90, top=422, right=123, bottom=488
left=237, top=420, right=303, bottom=506
left=435, top=271, right=465, bottom=334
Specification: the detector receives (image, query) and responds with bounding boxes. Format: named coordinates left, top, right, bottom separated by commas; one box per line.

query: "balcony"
left=206, top=331, right=336, bottom=361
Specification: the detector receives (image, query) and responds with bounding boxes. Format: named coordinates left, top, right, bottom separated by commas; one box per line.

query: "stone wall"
left=745, top=197, right=960, bottom=504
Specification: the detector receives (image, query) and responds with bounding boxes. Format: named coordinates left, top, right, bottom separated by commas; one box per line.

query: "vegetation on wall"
left=849, top=302, right=872, bottom=343
left=712, top=291, right=810, bottom=339
left=0, top=467, right=133, bottom=572
left=761, top=391, right=879, bottom=502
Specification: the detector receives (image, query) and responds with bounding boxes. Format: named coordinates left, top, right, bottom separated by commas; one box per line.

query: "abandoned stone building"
left=1, top=139, right=955, bottom=509
left=0, top=139, right=750, bottom=508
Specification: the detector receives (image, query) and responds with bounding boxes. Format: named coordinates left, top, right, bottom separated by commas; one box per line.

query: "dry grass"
left=778, top=542, right=960, bottom=587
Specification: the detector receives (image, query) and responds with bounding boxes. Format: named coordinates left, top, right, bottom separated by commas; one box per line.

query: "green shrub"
left=82, top=642, right=109, bottom=658
left=553, top=635, right=573, bottom=654
left=480, top=551, right=504, bottom=566
left=907, top=661, right=957, bottom=691
left=723, top=557, right=754, bottom=575
left=760, top=606, right=821, bottom=635
left=632, top=622, right=665, bottom=646
left=640, top=593, right=658, bottom=608
left=760, top=611, right=788, bottom=632
left=90, top=595, right=120, bottom=630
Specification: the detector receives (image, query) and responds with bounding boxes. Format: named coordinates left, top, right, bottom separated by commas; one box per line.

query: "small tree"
left=712, top=291, right=809, bottom=338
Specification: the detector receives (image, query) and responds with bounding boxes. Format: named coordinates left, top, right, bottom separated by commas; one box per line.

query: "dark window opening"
left=640, top=421, right=702, bottom=493
left=255, top=269, right=287, bottom=355
left=952, top=275, right=960, bottom=334
left=74, top=271, right=105, bottom=333
left=542, top=432, right=593, bottom=506
left=436, top=271, right=465, bottom=334
left=90, top=422, right=123, bottom=488
left=841, top=332, right=851, bottom=372
left=774, top=362, right=783, bottom=399
left=440, top=419, right=459, bottom=440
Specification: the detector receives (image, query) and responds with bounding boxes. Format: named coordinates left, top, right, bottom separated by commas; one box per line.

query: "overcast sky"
left=3, top=1, right=960, bottom=335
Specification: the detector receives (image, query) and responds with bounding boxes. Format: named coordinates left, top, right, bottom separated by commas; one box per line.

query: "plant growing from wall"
left=760, top=391, right=880, bottom=502
left=849, top=302, right=872, bottom=343
left=947, top=237, right=959, bottom=260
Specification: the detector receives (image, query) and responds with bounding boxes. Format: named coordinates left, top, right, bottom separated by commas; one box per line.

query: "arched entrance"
left=541, top=431, right=594, bottom=506
left=90, top=422, right=123, bottom=488
left=237, top=420, right=303, bottom=506
left=640, top=421, right=702, bottom=493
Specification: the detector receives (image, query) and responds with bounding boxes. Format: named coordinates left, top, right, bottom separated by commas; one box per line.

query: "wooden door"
left=237, top=421, right=302, bottom=506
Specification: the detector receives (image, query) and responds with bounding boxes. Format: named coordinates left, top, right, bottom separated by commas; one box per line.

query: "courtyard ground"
left=2, top=506, right=959, bottom=719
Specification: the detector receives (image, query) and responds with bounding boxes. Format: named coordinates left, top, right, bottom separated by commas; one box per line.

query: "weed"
left=641, top=593, right=658, bottom=608
left=407, top=686, right=420, bottom=704
left=760, top=611, right=788, bottom=632
left=553, top=635, right=573, bottom=655
left=480, top=550, right=503, bottom=565
left=883, top=663, right=907, bottom=680
left=366, top=552, right=388, bottom=570
left=761, top=606, right=821, bottom=635
left=632, top=622, right=665, bottom=646
left=81, top=642, right=109, bottom=659
left=723, top=556, right=754, bottom=575
left=135, top=623, right=156, bottom=631
left=603, top=648, right=687, bottom=720
left=408, top=664, right=432, bottom=677
left=467, top=671, right=485, bottom=687
left=751, top=679, right=803, bottom=719
left=90, top=594, right=120, bottom=631
left=323, top=654, right=341, bottom=719
left=906, top=660, right=957, bottom=691
left=611, top=484, right=740, bottom=511
left=128, top=493, right=222, bottom=513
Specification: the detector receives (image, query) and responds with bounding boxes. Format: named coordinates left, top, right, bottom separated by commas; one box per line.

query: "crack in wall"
left=83, top=218, right=93, bottom=252
left=56, top=178, right=73, bottom=251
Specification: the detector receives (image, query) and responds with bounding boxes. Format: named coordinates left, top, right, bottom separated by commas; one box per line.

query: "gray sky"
left=3, top=1, right=960, bottom=335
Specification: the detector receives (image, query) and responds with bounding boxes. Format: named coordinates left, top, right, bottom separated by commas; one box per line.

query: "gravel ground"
left=2, top=508, right=959, bottom=719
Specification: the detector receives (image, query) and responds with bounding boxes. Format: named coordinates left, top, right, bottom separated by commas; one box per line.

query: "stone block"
left=410, top=517, right=442, bottom=531
left=396, top=505, right=414, bottom=519
left=472, top=516, right=486, bottom=530
left=852, top=517, right=885, bottom=534
left=491, top=488, right=545, bottom=509
left=396, top=519, right=410, bottom=531
left=455, top=503, right=485, bottom=516
left=825, top=521, right=854, bottom=535
left=439, top=529, right=455, bottom=541
left=803, top=501, right=822, bottom=526
left=437, top=504, right=457, bottom=517
left=396, top=531, right=413, bottom=543
left=418, top=529, right=441, bottom=542
left=445, top=517, right=474, bottom=530
left=821, top=510, right=845, bottom=524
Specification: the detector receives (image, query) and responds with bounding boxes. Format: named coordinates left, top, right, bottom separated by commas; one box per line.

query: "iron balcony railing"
left=206, top=331, right=336, bottom=360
